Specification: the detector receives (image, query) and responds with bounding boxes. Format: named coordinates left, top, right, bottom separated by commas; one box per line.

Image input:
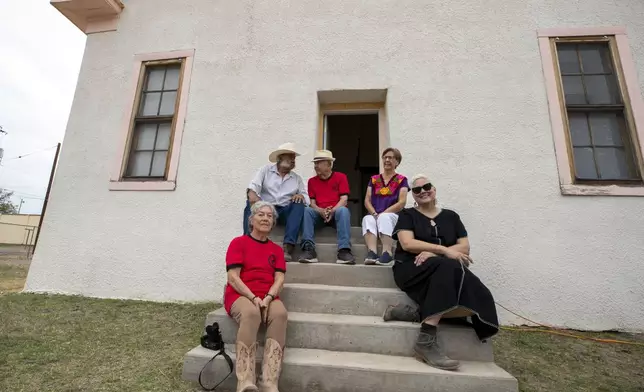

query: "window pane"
left=127, top=151, right=153, bottom=177
left=595, top=147, right=632, bottom=179
left=579, top=44, right=612, bottom=74
left=159, top=91, right=177, bottom=115
left=589, top=113, right=624, bottom=146
left=146, top=67, right=165, bottom=91
left=573, top=147, right=598, bottom=179
left=562, top=76, right=586, bottom=104
left=568, top=113, right=591, bottom=146
left=164, top=65, right=181, bottom=90
left=557, top=44, right=580, bottom=74
left=140, top=92, right=161, bottom=116
left=155, top=123, right=171, bottom=150
left=135, top=123, right=158, bottom=150
left=151, top=151, right=168, bottom=177
left=584, top=75, right=620, bottom=104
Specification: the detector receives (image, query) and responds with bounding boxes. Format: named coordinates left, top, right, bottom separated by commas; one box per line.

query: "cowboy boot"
left=236, top=341, right=259, bottom=392
left=383, top=304, right=420, bottom=322
left=258, top=338, right=283, bottom=392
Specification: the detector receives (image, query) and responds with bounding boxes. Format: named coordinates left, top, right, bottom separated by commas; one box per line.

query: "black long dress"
left=392, top=208, right=499, bottom=341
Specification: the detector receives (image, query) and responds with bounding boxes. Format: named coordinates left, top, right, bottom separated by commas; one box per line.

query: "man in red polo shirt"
left=298, top=150, right=355, bottom=264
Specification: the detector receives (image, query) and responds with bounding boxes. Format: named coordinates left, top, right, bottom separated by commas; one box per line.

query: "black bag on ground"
left=198, top=322, right=233, bottom=391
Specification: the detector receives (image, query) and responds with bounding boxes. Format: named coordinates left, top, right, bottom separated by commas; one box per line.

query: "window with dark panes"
left=125, top=61, right=183, bottom=179
left=555, top=41, right=640, bottom=182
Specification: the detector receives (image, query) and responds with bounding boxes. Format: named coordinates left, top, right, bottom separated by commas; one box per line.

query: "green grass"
left=1, top=261, right=643, bottom=392
left=495, top=328, right=644, bottom=392
left=0, top=293, right=216, bottom=392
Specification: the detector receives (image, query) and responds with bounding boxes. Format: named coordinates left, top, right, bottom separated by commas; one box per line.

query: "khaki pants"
left=230, top=297, right=288, bottom=347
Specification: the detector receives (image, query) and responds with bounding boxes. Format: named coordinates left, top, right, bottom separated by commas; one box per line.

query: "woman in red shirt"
left=224, top=201, right=287, bottom=392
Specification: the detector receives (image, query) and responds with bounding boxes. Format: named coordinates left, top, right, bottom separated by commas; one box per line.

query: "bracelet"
left=251, top=295, right=258, bottom=301
left=266, top=293, right=275, bottom=299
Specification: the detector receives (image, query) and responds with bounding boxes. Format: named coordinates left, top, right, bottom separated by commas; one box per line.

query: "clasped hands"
left=414, top=248, right=473, bottom=268
left=316, top=206, right=335, bottom=223
left=252, top=294, right=273, bottom=323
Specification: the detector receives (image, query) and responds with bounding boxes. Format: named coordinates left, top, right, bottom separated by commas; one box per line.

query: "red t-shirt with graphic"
left=308, top=172, right=350, bottom=209
left=223, top=235, right=286, bottom=314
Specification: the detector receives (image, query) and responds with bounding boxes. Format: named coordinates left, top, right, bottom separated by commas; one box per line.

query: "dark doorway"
left=326, top=114, right=380, bottom=227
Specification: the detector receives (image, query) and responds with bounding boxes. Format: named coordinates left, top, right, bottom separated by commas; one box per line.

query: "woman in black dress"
left=385, top=174, right=499, bottom=371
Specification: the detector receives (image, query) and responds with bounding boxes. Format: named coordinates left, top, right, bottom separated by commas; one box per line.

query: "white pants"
left=362, top=213, right=399, bottom=237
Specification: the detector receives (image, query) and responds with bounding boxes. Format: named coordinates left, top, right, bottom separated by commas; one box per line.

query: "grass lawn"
left=1, top=261, right=643, bottom=392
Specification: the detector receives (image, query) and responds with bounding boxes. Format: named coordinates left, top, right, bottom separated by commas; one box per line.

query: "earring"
left=413, top=202, right=418, bottom=208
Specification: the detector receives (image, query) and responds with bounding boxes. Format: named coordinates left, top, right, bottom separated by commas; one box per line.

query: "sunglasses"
left=411, top=183, right=433, bottom=194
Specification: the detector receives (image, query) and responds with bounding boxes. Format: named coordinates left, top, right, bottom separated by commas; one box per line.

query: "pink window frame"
left=538, top=27, right=644, bottom=196
left=109, top=49, right=195, bottom=191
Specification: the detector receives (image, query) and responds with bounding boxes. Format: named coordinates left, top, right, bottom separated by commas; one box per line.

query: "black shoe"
left=298, top=245, right=318, bottom=263
left=375, top=251, right=394, bottom=266
left=383, top=304, right=420, bottom=322
left=364, top=250, right=379, bottom=265
left=414, top=329, right=460, bottom=370
left=282, top=243, right=295, bottom=262
left=336, top=248, right=355, bottom=265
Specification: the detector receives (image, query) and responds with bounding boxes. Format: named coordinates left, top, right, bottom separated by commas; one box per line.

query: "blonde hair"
left=410, top=173, right=430, bottom=187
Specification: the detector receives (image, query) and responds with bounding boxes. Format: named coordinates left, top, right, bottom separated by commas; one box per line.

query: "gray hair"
left=410, top=173, right=430, bottom=187
left=247, top=201, right=279, bottom=232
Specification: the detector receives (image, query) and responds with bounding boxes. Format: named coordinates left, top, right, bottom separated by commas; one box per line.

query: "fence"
left=0, top=214, right=40, bottom=259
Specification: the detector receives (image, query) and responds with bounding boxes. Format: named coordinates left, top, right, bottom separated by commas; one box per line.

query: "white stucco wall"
left=26, top=0, right=644, bottom=331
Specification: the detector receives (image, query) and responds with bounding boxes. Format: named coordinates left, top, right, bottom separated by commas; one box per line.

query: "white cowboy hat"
left=311, top=149, right=336, bottom=162
left=268, top=142, right=301, bottom=163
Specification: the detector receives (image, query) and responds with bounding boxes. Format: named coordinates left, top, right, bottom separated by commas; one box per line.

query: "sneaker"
left=282, top=243, right=295, bottom=262
left=414, top=328, right=460, bottom=371
left=364, top=250, right=379, bottom=265
left=336, top=248, right=356, bottom=265
left=376, top=251, right=394, bottom=266
left=298, top=245, right=318, bottom=263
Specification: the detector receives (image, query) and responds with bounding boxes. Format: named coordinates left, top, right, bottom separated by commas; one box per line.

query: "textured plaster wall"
left=26, top=0, right=644, bottom=330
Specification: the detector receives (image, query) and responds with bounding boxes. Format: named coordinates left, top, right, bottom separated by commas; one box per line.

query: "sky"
left=0, top=0, right=85, bottom=214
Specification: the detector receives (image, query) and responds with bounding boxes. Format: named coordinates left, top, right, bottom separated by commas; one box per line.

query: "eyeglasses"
left=411, top=183, right=433, bottom=194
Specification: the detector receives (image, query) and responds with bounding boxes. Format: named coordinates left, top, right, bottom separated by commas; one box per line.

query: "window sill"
left=561, top=184, right=644, bottom=196
left=109, top=181, right=176, bottom=191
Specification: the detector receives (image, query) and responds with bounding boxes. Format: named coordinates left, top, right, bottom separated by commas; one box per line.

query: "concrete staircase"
left=182, top=227, right=518, bottom=391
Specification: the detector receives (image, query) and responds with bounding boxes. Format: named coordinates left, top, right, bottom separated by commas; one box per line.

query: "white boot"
left=236, top=341, right=259, bottom=392
left=258, top=338, right=283, bottom=392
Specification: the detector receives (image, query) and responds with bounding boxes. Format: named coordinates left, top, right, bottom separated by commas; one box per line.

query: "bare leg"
left=380, top=234, right=394, bottom=255
left=364, top=232, right=378, bottom=253
left=422, top=314, right=441, bottom=326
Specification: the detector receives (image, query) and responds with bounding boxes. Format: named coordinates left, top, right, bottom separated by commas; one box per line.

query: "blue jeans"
left=243, top=201, right=304, bottom=245
left=301, top=206, right=351, bottom=250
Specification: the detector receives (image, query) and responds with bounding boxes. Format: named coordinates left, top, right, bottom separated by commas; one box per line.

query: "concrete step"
left=207, top=308, right=493, bottom=362
left=281, top=283, right=415, bottom=316
left=279, top=242, right=381, bottom=263
left=285, top=262, right=397, bottom=288
left=183, top=345, right=518, bottom=392
left=271, top=226, right=363, bottom=243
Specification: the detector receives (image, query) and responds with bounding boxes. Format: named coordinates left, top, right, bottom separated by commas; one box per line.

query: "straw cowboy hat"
left=311, top=149, right=336, bottom=162
left=268, top=142, right=301, bottom=163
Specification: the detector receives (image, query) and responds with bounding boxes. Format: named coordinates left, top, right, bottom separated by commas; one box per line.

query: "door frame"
left=317, top=102, right=389, bottom=173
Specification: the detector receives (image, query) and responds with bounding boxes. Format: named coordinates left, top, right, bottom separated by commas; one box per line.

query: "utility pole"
left=33, top=142, right=61, bottom=252
left=0, top=125, right=6, bottom=166
left=17, top=198, right=25, bottom=214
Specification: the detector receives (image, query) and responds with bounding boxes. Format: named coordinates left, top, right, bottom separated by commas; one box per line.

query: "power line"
left=4, top=145, right=58, bottom=161
left=0, top=188, right=46, bottom=200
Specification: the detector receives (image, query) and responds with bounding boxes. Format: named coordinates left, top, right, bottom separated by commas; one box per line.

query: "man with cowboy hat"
left=244, top=142, right=309, bottom=261
left=298, top=149, right=355, bottom=264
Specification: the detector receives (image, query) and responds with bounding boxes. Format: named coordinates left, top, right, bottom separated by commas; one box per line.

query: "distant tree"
left=0, top=188, right=18, bottom=214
